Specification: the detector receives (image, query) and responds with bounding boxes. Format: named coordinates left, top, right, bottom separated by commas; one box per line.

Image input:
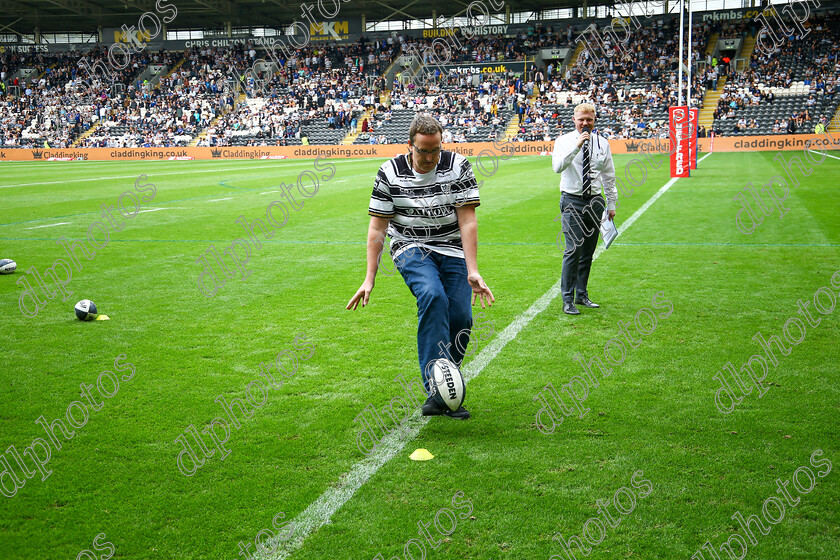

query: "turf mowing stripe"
left=23, top=222, right=71, bottom=229
left=256, top=154, right=711, bottom=560
left=0, top=170, right=379, bottom=228
left=613, top=241, right=840, bottom=247
left=3, top=238, right=837, bottom=248
left=0, top=160, right=378, bottom=189
left=0, top=155, right=537, bottom=190
left=0, top=165, right=302, bottom=188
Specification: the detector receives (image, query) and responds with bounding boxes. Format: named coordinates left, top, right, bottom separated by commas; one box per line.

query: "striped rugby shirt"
left=368, top=151, right=480, bottom=260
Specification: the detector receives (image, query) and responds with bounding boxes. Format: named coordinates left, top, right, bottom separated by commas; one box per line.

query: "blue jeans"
left=395, top=248, right=473, bottom=396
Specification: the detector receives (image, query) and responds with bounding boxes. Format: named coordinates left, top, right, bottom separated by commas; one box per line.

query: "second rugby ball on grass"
left=74, top=300, right=98, bottom=321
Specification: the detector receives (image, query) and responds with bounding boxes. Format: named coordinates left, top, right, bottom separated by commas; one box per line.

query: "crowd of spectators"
left=402, top=32, right=538, bottom=65
left=508, top=16, right=713, bottom=141
left=376, top=64, right=518, bottom=143
left=0, top=48, right=157, bottom=148
left=194, top=39, right=395, bottom=146
left=0, top=38, right=399, bottom=148
left=2, top=9, right=838, bottom=148
left=707, top=11, right=840, bottom=135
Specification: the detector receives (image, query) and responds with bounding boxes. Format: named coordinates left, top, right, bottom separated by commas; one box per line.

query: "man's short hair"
left=409, top=114, right=443, bottom=144
left=574, top=103, right=597, bottom=116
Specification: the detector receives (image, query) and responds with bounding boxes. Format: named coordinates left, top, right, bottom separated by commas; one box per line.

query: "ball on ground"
left=0, top=259, right=16, bottom=274
left=74, top=300, right=98, bottom=321
left=430, top=358, right=466, bottom=411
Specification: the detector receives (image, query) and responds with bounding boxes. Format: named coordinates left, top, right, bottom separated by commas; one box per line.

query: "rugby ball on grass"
left=74, top=299, right=97, bottom=321
left=430, top=358, right=466, bottom=412
left=0, top=259, right=16, bottom=274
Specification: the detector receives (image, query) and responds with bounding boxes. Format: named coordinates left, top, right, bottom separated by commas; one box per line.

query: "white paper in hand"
left=600, top=210, right=618, bottom=249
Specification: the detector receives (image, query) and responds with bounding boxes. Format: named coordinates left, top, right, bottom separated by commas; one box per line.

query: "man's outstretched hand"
left=347, top=280, right=374, bottom=310
left=468, top=273, right=495, bottom=308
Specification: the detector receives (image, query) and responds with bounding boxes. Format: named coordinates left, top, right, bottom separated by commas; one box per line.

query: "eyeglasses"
left=412, top=144, right=441, bottom=156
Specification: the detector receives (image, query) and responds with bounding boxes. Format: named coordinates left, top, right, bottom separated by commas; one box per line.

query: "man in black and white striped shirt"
left=347, top=115, right=494, bottom=420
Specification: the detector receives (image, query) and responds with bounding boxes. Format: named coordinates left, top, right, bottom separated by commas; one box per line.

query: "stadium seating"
left=710, top=11, right=840, bottom=135
left=354, top=78, right=514, bottom=145
left=2, top=9, right=838, bottom=148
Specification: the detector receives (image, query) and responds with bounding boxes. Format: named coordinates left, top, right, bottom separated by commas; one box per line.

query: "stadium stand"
left=508, top=14, right=713, bottom=141
left=355, top=73, right=515, bottom=144
left=709, top=11, right=840, bottom=136
left=2, top=8, right=838, bottom=149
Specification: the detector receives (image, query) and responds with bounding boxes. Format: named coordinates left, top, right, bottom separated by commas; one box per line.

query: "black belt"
left=563, top=192, right=601, bottom=200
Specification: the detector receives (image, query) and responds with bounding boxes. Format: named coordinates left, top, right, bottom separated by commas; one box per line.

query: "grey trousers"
left=560, top=193, right=605, bottom=303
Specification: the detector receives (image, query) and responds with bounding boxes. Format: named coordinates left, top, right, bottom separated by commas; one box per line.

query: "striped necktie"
left=582, top=140, right=592, bottom=196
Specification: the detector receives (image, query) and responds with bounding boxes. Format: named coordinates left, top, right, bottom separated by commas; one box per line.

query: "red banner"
left=669, top=106, right=690, bottom=178
left=689, top=107, right=699, bottom=169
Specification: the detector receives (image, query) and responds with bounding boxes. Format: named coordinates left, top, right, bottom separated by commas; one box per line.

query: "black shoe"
left=421, top=395, right=446, bottom=416
left=445, top=406, right=470, bottom=420
left=575, top=296, right=600, bottom=308
left=563, top=302, right=580, bottom=315
left=422, top=396, right=470, bottom=419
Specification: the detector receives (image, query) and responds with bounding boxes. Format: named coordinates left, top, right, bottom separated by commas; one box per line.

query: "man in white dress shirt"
left=552, top=103, right=618, bottom=315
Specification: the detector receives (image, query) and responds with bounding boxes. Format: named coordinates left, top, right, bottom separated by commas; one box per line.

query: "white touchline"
left=207, top=198, right=233, bottom=203
left=809, top=149, right=840, bottom=162
left=23, top=222, right=71, bottom=230
left=257, top=152, right=713, bottom=560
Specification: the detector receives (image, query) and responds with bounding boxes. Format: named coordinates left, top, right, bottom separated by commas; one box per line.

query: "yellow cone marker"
left=410, top=449, right=434, bottom=461
left=95, top=315, right=110, bottom=321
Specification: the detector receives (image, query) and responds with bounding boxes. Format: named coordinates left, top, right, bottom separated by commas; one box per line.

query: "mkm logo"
left=310, top=21, right=349, bottom=39
left=114, top=28, right=153, bottom=44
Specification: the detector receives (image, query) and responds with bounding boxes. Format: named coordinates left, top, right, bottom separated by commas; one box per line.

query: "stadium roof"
left=0, top=0, right=594, bottom=36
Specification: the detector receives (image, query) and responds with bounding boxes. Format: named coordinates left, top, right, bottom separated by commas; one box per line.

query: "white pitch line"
left=259, top=190, right=280, bottom=195
left=136, top=207, right=187, bottom=213
left=207, top=197, right=233, bottom=203
left=258, top=153, right=713, bottom=560
left=808, top=149, right=840, bottom=162
left=24, top=222, right=71, bottom=230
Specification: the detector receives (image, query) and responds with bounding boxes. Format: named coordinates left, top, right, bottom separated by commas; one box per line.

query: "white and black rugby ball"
left=74, top=299, right=97, bottom=321
left=0, top=259, right=16, bottom=274
left=430, top=358, right=466, bottom=412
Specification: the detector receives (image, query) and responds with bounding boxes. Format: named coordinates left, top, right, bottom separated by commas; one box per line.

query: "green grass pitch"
left=0, top=149, right=838, bottom=559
